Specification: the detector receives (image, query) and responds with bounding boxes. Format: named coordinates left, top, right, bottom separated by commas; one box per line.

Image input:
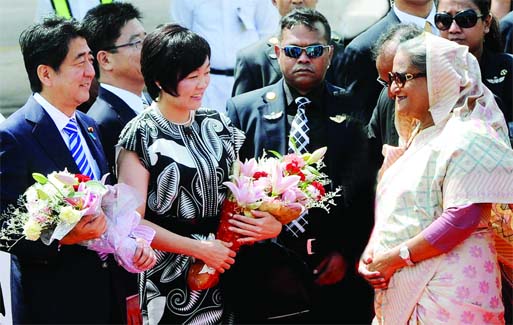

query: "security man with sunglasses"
left=226, top=8, right=374, bottom=324
left=231, top=0, right=345, bottom=97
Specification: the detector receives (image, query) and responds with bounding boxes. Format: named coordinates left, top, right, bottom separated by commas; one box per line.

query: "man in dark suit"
left=232, top=0, right=344, bottom=96
left=83, top=3, right=147, bottom=181
left=226, top=8, right=373, bottom=324
left=339, top=0, right=436, bottom=123
left=0, top=17, right=153, bottom=324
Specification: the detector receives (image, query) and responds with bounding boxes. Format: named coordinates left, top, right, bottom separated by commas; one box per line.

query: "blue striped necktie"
left=63, top=118, right=94, bottom=179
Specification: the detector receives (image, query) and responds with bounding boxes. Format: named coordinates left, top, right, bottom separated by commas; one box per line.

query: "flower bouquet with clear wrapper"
left=0, top=169, right=155, bottom=273
left=187, top=147, right=341, bottom=290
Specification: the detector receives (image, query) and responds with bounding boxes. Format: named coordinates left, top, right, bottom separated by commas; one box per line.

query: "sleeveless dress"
left=119, top=106, right=244, bottom=324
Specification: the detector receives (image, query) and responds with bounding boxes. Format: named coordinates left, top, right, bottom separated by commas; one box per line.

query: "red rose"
left=252, top=171, right=268, bottom=180
left=74, top=174, right=91, bottom=190
left=286, top=161, right=301, bottom=175
left=311, top=181, right=326, bottom=198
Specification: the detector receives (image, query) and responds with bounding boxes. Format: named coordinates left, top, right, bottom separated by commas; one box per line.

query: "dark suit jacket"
left=87, top=86, right=138, bottom=180
left=232, top=35, right=345, bottom=96
left=339, top=10, right=399, bottom=123
left=500, top=11, right=513, bottom=55
left=0, top=96, right=119, bottom=324
left=226, top=80, right=374, bottom=322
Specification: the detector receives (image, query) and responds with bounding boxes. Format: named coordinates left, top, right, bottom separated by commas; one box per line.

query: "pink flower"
left=489, top=296, right=500, bottom=309
left=456, top=286, right=470, bottom=300
left=484, top=260, right=494, bottom=273
left=460, top=311, right=475, bottom=324
left=479, top=281, right=490, bottom=294
left=463, top=265, right=477, bottom=278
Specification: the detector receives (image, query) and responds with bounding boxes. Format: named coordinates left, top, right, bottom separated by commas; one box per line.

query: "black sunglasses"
left=279, top=45, right=330, bottom=59
left=435, top=9, right=484, bottom=31
left=388, top=71, right=426, bottom=88
left=103, top=39, right=143, bottom=52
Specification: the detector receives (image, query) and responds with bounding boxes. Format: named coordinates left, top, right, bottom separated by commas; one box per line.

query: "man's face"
left=375, top=41, right=397, bottom=99
left=275, top=23, right=332, bottom=94
left=272, top=0, right=318, bottom=17
left=104, top=18, right=146, bottom=90
left=49, top=37, right=95, bottom=109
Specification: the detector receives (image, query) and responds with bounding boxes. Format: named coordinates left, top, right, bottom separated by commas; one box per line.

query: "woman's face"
left=391, top=50, right=431, bottom=125
left=437, top=0, right=491, bottom=59
left=163, top=56, right=210, bottom=112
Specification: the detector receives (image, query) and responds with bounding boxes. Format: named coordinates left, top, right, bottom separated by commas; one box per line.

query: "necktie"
left=424, top=21, right=433, bottom=33
left=288, top=97, right=311, bottom=154
left=285, top=97, right=311, bottom=238
left=63, top=118, right=94, bottom=179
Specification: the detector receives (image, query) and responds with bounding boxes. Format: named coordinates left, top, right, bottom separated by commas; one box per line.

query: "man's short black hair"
left=82, top=2, right=142, bottom=76
left=141, top=24, right=211, bottom=100
left=279, top=7, right=331, bottom=43
left=19, top=16, right=85, bottom=93
left=371, top=24, right=423, bottom=61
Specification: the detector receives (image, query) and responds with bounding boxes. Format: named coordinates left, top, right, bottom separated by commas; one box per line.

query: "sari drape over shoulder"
left=373, top=33, right=513, bottom=324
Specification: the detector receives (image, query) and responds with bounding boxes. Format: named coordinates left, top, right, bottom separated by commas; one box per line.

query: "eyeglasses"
left=376, top=76, right=389, bottom=88
left=279, top=45, right=330, bottom=59
left=388, top=71, right=426, bottom=88
left=435, top=9, right=484, bottom=31
left=103, top=39, right=143, bottom=51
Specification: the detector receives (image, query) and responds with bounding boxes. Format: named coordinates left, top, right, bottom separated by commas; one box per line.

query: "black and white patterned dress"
left=119, top=106, right=244, bottom=324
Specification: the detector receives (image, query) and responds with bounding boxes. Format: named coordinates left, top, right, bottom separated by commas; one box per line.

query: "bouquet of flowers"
left=187, top=147, right=341, bottom=290
left=0, top=170, right=155, bottom=273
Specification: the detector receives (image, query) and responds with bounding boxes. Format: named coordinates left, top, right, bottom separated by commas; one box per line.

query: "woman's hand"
left=197, top=240, right=236, bottom=273
left=133, top=237, right=157, bottom=271
left=358, top=252, right=387, bottom=289
left=366, top=250, right=403, bottom=288
left=228, top=210, right=282, bottom=244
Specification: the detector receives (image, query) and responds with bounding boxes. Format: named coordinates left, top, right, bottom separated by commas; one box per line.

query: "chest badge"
left=329, top=114, right=347, bottom=123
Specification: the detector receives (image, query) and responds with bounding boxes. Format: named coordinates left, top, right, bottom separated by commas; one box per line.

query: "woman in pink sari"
left=359, top=32, right=513, bottom=324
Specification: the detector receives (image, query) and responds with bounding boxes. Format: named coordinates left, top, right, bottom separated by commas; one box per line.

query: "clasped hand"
left=227, top=210, right=282, bottom=244
left=197, top=240, right=236, bottom=273
left=358, top=251, right=398, bottom=290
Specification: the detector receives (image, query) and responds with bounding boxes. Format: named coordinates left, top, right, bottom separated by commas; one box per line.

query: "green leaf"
left=84, top=180, right=107, bottom=194
left=267, top=150, right=282, bottom=159
left=32, top=173, right=48, bottom=185
left=36, top=188, right=49, bottom=200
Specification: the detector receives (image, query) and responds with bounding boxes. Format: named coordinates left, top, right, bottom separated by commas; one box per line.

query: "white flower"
left=23, top=219, right=42, bottom=241
left=59, top=206, right=81, bottom=224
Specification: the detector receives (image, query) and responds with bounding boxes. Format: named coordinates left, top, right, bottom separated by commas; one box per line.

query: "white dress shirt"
left=34, top=93, right=101, bottom=179
left=100, top=83, right=145, bottom=115
left=393, top=3, right=439, bottom=35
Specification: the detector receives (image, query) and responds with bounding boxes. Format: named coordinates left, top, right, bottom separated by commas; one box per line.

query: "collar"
left=100, top=83, right=144, bottom=114
left=393, top=3, right=439, bottom=35
left=33, top=93, right=76, bottom=132
left=283, top=81, right=325, bottom=108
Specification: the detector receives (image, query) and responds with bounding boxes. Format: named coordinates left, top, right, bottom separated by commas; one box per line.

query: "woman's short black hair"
left=19, top=16, right=84, bottom=93
left=141, top=24, right=211, bottom=100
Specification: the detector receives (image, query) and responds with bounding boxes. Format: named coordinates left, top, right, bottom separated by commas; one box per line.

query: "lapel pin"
left=87, top=127, right=97, bottom=140
left=330, top=115, right=347, bottom=123
left=263, top=111, right=283, bottom=120
left=265, top=91, right=277, bottom=102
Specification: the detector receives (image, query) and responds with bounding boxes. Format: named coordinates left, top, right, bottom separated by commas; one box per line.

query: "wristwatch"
left=399, top=245, right=415, bottom=266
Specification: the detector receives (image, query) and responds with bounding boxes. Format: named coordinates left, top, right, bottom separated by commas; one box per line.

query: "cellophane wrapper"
left=85, top=183, right=156, bottom=273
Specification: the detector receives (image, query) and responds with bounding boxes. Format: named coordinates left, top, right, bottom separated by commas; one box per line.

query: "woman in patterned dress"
left=117, top=24, right=282, bottom=324
left=358, top=33, right=513, bottom=324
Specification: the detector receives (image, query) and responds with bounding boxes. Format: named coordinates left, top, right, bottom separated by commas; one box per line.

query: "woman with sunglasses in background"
left=436, top=0, right=512, bottom=145
left=358, top=33, right=513, bottom=324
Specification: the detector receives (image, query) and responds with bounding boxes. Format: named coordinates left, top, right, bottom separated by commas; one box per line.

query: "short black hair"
left=82, top=2, right=142, bottom=76
left=141, top=24, right=211, bottom=100
left=371, top=24, right=423, bottom=60
left=19, top=16, right=85, bottom=93
left=279, top=8, right=331, bottom=43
